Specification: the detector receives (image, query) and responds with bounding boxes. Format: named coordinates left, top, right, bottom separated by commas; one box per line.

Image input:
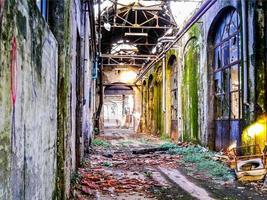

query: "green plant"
left=144, top=171, right=153, bottom=178
left=183, top=154, right=202, bottom=163
left=160, top=134, right=172, bottom=142
left=92, top=139, right=110, bottom=148
left=71, top=171, right=80, bottom=184
left=94, top=127, right=99, bottom=135
left=102, top=161, right=112, bottom=167
left=166, top=146, right=234, bottom=181
left=160, top=142, right=177, bottom=149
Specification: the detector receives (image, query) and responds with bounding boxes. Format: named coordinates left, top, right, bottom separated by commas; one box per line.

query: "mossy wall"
left=254, top=0, right=267, bottom=115
left=0, top=0, right=58, bottom=199
left=139, top=0, right=266, bottom=149
left=154, top=66, right=163, bottom=135
left=182, top=39, right=199, bottom=142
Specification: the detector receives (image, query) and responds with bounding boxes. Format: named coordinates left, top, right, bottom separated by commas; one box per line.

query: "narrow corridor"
left=1, top=0, right=267, bottom=199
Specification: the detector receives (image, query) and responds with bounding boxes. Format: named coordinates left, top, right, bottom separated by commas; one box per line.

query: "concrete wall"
left=0, top=0, right=58, bottom=199
left=0, top=0, right=96, bottom=199
left=49, top=0, right=96, bottom=198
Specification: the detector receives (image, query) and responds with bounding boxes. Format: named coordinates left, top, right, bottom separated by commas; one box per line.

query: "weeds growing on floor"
left=71, top=171, right=81, bottom=185
left=161, top=143, right=233, bottom=181
left=102, top=161, right=112, bottom=167
left=92, top=139, right=110, bottom=148
left=160, top=134, right=172, bottom=142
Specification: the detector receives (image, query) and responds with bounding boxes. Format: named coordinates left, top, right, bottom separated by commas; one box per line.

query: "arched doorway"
left=182, top=38, right=199, bottom=142
left=147, top=75, right=154, bottom=133
left=104, top=83, right=134, bottom=129
left=210, top=8, right=241, bottom=150
left=167, top=55, right=179, bottom=140
left=155, top=67, right=163, bottom=135
left=142, top=80, right=147, bottom=132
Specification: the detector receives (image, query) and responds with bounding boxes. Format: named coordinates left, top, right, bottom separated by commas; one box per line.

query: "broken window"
left=213, top=9, right=241, bottom=120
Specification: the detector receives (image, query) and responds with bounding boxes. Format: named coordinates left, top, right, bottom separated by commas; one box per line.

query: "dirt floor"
left=71, top=129, right=267, bottom=200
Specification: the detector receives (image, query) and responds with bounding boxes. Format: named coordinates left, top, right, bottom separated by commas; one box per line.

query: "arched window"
left=213, top=8, right=241, bottom=150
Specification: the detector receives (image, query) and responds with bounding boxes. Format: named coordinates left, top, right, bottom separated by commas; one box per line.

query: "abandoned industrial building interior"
left=0, top=0, right=267, bottom=199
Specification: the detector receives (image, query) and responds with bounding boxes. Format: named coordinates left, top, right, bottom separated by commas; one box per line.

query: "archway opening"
left=167, top=55, right=179, bottom=140
left=103, top=83, right=134, bottom=129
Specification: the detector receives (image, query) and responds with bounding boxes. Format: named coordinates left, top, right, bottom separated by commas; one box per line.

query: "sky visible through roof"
left=95, top=0, right=202, bottom=27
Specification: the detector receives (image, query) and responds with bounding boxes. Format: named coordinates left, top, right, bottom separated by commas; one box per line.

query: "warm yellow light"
left=120, top=71, right=137, bottom=83
left=242, top=114, right=267, bottom=150
left=246, top=123, right=264, bottom=138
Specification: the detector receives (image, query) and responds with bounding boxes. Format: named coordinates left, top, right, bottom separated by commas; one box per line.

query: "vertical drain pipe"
left=264, top=1, right=267, bottom=112
left=95, top=0, right=103, bottom=132
left=242, top=0, right=248, bottom=109
left=162, top=56, right=166, bottom=135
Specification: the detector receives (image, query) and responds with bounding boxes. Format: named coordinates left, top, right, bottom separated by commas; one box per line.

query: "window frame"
left=213, top=9, right=241, bottom=120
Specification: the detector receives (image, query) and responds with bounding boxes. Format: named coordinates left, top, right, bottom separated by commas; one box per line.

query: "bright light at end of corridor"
left=120, top=71, right=137, bottom=83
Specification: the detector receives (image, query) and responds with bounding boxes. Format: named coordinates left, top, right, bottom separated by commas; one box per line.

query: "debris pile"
left=77, top=168, right=158, bottom=195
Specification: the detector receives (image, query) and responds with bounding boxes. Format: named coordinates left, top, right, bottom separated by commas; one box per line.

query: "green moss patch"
left=92, top=139, right=110, bottom=148
left=163, top=144, right=233, bottom=181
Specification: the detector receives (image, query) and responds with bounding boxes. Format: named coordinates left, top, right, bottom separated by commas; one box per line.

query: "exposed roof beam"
left=132, top=6, right=162, bottom=11
left=100, top=25, right=175, bottom=29
left=103, top=64, right=143, bottom=67
left=103, top=83, right=140, bottom=87
left=101, top=54, right=156, bottom=59
left=102, top=42, right=158, bottom=46
left=125, top=32, right=148, bottom=37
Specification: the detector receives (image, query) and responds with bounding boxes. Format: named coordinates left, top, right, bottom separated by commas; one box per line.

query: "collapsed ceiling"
left=97, top=0, right=178, bottom=68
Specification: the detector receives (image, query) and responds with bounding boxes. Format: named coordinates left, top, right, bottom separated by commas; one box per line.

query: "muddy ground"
left=71, top=129, right=267, bottom=200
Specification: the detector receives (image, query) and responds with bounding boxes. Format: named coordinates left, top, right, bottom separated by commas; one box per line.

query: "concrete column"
left=162, top=56, right=167, bottom=135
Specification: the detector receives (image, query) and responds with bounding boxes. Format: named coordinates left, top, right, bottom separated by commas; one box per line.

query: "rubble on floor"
left=71, top=132, right=267, bottom=200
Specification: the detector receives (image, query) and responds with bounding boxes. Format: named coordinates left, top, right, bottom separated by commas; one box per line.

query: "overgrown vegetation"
left=144, top=171, right=153, bottom=178
left=92, top=139, right=110, bottom=148
left=118, top=140, right=134, bottom=146
left=160, top=134, right=172, bottom=142
left=71, top=171, right=81, bottom=185
left=102, top=161, right=112, bottom=167
left=161, top=143, right=233, bottom=181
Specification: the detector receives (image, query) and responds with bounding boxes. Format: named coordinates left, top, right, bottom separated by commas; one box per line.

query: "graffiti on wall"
left=10, top=36, right=17, bottom=151
left=10, top=36, right=17, bottom=105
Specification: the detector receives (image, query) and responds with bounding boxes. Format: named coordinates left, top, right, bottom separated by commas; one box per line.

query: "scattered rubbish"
left=132, top=146, right=175, bottom=154
left=103, top=152, right=113, bottom=158
left=72, top=133, right=267, bottom=199
left=233, top=145, right=267, bottom=182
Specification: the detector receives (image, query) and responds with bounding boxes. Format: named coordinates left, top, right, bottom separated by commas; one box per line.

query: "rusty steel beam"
left=100, top=24, right=175, bottom=29
left=132, top=6, right=162, bottom=11
left=103, top=64, right=143, bottom=67
left=101, top=54, right=156, bottom=59
left=103, top=42, right=158, bottom=46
